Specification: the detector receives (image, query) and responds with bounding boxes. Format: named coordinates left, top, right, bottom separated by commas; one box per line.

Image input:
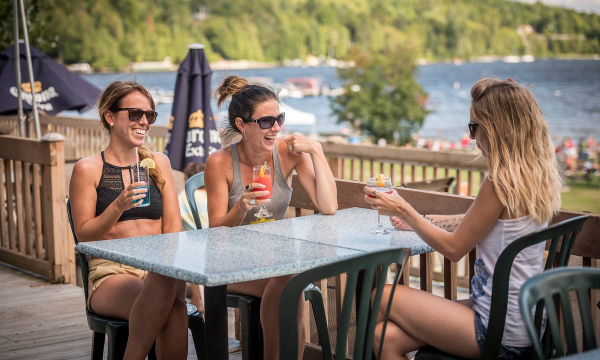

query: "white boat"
left=502, top=55, right=521, bottom=63
left=149, top=87, right=174, bottom=104
left=521, top=55, right=535, bottom=62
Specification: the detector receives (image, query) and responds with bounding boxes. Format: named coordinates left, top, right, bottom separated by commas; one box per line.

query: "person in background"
left=69, top=81, right=187, bottom=360
left=366, top=78, right=562, bottom=359
left=178, top=162, right=208, bottom=312
left=205, top=75, right=338, bottom=360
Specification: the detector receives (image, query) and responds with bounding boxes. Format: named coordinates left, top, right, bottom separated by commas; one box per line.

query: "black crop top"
left=95, top=152, right=163, bottom=222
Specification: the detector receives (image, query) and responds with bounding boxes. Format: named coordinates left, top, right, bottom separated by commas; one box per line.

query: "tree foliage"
left=1, top=0, right=599, bottom=69
left=331, top=44, right=429, bottom=145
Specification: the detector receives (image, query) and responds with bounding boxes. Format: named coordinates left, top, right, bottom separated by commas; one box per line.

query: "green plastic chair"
left=415, top=215, right=589, bottom=360
left=520, top=267, right=600, bottom=359
left=185, top=171, right=330, bottom=360
left=278, top=248, right=411, bottom=360
left=67, top=199, right=206, bottom=360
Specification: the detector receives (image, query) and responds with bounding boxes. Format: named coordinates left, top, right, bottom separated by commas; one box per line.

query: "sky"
left=515, top=0, right=600, bottom=14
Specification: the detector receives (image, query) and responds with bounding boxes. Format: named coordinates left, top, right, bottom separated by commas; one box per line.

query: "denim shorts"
left=474, top=312, right=533, bottom=359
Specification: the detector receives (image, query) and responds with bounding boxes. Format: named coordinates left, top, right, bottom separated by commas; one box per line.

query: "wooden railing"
left=0, top=114, right=168, bottom=161
left=0, top=135, right=74, bottom=283
left=288, top=176, right=600, bottom=357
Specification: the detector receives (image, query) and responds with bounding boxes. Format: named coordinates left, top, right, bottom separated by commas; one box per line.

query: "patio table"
left=241, top=207, right=433, bottom=254
left=74, top=208, right=432, bottom=360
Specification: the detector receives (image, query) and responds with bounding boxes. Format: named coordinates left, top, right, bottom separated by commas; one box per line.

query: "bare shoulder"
left=276, top=138, right=300, bottom=166
left=72, top=154, right=103, bottom=183
left=206, top=147, right=232, bottom=168
left=152, top=152, right=172, bottom=172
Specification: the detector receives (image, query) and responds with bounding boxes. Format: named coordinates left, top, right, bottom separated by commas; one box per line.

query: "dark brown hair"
left=215, top=75, right=279, bottom=143
left=96, top=81, right=165, bottom=190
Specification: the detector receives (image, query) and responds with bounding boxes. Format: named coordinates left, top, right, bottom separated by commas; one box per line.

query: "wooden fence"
left=0, top=135, right=74, bottom=283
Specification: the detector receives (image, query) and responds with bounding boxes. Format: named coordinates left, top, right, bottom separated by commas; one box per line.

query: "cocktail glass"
left=252, top=165, right=273, bottom=218
left=366, top=176, right=392, bottom=234
left=131, top=161, right=151, bottom=207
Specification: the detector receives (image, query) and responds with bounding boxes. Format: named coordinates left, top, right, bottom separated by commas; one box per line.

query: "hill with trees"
left=1, top=0, right=599, bottom=69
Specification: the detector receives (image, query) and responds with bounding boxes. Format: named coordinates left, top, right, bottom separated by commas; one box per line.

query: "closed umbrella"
left=165, top=44, right=221, bottom=171
left=0, top=43, right=101, bottom=115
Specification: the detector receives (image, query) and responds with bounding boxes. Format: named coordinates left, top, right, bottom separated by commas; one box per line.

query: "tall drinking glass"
left=131, top=161, right=150, bottom=207
left=366, top=176, right=392, bottom=234
left=252, top=165, right=273, bottom=218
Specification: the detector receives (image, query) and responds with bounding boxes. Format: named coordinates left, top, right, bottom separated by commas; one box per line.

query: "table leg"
left=204, top=285, right=228, bottom=360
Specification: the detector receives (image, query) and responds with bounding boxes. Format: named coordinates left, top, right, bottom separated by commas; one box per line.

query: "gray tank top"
left=227, top=142, right=293, bottom=225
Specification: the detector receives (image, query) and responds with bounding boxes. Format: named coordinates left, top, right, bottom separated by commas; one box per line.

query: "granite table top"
left=75, top=226, right=362, bottom=287
left=240, top=208, right=434, bottom=255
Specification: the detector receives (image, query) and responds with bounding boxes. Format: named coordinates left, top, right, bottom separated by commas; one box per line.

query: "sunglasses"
left=242, top=112, right=285, bottom=130
left=113, top=108, right=158, bottom=124
left=468, top=121, right=479, bottom=139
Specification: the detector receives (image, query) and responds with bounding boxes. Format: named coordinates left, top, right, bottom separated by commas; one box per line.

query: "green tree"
left=331, top=44, right=429, bottom=145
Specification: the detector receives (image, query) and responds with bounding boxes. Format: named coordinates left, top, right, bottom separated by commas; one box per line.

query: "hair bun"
left=216, top=76, right=250, bottom=108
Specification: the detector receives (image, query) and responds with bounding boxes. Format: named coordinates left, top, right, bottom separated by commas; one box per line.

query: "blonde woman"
left=365, top=78, right=562, bottom=359
left=70, top=81, right=187, bottom=360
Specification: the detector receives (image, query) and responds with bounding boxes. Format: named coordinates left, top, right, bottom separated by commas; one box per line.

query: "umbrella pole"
left=12, top=0, right=25, bottom=137
left=18, top=0, right=41, bottom=139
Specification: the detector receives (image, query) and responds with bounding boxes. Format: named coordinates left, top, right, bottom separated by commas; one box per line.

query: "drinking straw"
left=135, top=147, right=140, bottom=181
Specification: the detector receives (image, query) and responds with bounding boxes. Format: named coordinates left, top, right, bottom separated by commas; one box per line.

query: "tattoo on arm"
left=424, top=215, right=463, bottom=232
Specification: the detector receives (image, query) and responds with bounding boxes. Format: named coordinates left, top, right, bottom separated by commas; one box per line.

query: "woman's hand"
left=363, top=187, right=413, bottom=218
left=113, top=181, right=149, bottom=213
left=390, top=216, right=413, bottom=231
left=285, top=135, right=321, bottom=155
left=238, top=183, right=271, bottom=212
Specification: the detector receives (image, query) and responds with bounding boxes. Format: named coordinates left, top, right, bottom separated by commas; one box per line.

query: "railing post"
left=40, top=133, right=73, bottom=284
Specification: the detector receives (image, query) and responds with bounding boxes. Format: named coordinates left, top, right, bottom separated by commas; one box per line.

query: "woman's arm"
left=69, top=158, right=148, bottom=242
left=205, top=151, right=270, bottom=227
left=366, top=178, right=504, bottom=262
left=391, top=214, right=465, bottom=232
left=285, top=136, right=338, bottom=214
left=154, top=153, right=182, bottom=234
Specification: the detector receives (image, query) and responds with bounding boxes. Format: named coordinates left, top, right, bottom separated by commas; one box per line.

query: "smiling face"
left=105, top=91, right=153, bottom=148
left=236, top=99, right=281, bottom=150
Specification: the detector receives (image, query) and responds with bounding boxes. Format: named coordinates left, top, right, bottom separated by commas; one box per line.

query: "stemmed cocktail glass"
left=252, top=164, right=273, bottom=219
left=367, top=176, right=392, bottom=234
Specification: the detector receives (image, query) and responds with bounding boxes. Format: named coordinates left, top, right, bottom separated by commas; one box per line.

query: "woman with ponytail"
left=365, top=78, right=562, bottom=359
left=204, top=75, right=338, bottom=359
left=69, top=81, right=187, bottom=359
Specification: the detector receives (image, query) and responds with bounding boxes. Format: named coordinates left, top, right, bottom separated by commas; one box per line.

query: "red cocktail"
left=252, top=165, right=273, bottom=218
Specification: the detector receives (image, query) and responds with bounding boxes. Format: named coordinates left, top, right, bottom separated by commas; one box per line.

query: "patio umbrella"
left=0, top=43, right=101, bottom=115
left=165, top=44, right=221, bottom=171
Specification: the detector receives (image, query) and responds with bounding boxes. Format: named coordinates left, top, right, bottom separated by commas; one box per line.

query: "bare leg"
left=372, top=285, right=480, bottom=359
left=229, top=276, right=306, bottom=360
left=155, top=297, right=188, bottom=359
left=190, top=283, right=204, bottom=312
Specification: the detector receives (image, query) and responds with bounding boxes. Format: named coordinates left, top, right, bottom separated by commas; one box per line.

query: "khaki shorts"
left=87, top=258, right=147, bottom=311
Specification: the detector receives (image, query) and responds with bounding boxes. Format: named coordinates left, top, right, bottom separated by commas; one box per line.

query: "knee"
left=371, top=284, right=394, bottom=310
left=147, top=273, right=182, bottom=296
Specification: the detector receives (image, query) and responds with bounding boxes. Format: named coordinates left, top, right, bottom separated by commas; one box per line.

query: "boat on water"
left=149, top=87, right=174, bottom=104
left=284, top=77, right=322, bottom=97
left=502, top=55, right=521, bottom=63
left=521, top=54, right=535, bottom=62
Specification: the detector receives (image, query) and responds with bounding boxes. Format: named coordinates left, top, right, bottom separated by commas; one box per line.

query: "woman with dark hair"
left=69, top=81, right=187, bottom=359
left=204, top=75, right=338, bottom=359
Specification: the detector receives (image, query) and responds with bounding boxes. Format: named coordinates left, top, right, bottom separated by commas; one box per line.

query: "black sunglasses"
left=241, top=112, right=285, bottom=130
left=468, top=121, right=479, bottom=139
left=113, top=108, right=158, bottom=124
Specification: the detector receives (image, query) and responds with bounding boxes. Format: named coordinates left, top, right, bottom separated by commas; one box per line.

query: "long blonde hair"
left=470, top=78, right=561, bottom=224
left=96, top=81, right=165, bottom=190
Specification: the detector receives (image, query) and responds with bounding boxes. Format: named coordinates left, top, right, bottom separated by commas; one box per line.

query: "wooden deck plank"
left=0, top=264, right=244, bottom=359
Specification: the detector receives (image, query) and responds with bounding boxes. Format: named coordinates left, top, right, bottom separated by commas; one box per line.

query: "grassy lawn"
left=340, top=159, right=600, bottom=214
left=561, top=175, right=600, bottom=214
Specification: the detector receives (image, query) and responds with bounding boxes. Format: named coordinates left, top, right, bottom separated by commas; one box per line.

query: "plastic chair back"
left=480, top=215, right=589, bottom=358
left=520, top=267, right=600, bottom=359
left=278, top=248, right=411, bottom=360
left=185, top=172, right=205, bottom=230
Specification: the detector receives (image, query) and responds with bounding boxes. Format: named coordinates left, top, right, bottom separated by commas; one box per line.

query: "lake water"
left=79, top=59, right=600, bottom=142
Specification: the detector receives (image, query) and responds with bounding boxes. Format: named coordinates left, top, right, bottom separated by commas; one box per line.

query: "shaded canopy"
left=0, top=43, right=101, bottom=115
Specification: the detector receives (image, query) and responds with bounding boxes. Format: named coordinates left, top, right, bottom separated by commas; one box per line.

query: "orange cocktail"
left=252, top=164, right=273, bottom=218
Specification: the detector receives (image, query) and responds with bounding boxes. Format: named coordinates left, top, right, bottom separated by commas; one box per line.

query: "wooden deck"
left=0, top=264, right=242, bottom=360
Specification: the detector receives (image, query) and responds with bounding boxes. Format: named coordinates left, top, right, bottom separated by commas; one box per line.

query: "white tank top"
left=470, top=215, right=547, bottom=347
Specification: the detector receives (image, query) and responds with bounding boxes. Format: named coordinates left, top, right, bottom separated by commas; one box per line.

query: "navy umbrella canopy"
left=0, top=43, right=101, bottom=115
left=165, top=44, right=221, bottom=171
